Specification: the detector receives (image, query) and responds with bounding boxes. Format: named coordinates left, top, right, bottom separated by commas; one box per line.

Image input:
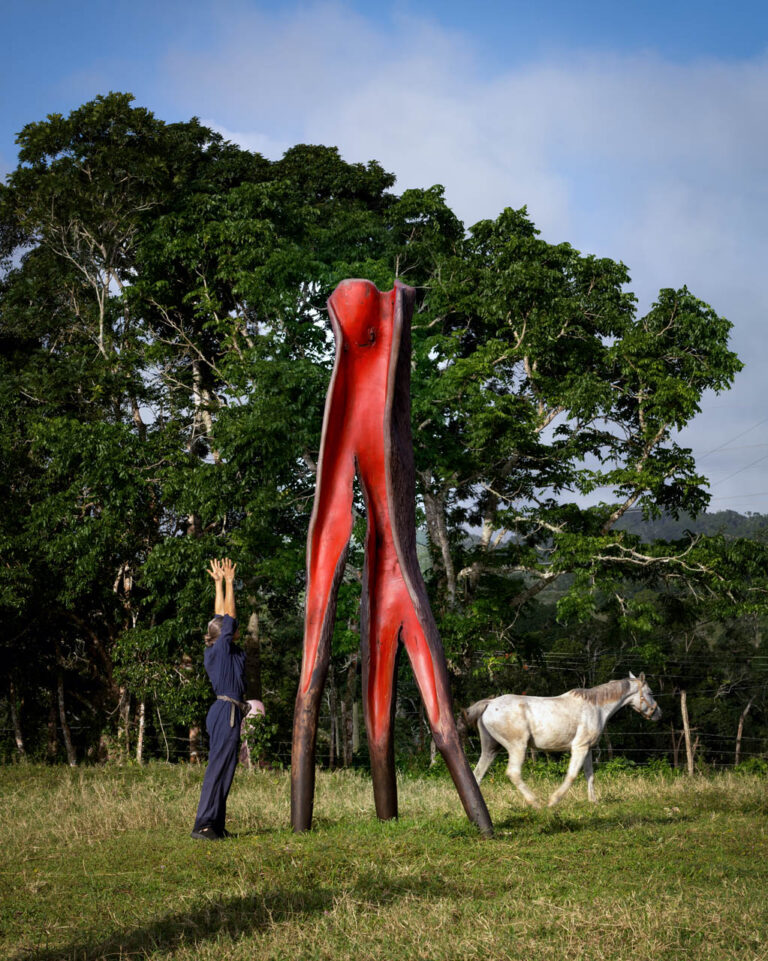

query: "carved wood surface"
left=291, top=279, right=493, bottom=836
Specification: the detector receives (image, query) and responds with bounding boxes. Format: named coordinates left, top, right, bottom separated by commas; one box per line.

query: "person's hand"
left=207, top=559, right=224, bottom=582
left=221, top=557, right=237, bottom=582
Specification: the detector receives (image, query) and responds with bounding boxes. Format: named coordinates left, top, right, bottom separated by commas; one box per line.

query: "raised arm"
left=207, top=559, right=225, bottom=615
left=221, top=558, right=237, bottom=619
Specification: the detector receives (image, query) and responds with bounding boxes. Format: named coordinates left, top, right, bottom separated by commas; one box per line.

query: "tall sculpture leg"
left=408, top=658, right=492, bottom=832
left=361, top=502, right=494, bottom=835
left=358, top=502, right=400, bottom=820
left=389, top=602, right=493, bottom=836
left=291, top=279, right=494, bottom=836
left=291, top=628, right=332, bottom=832
left=360, top=625, right=400, bottom=820
left=291, top=434, right=355, bottom=832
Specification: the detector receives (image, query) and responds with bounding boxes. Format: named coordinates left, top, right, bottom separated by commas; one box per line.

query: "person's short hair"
left=205, top=615, right=224, bottom=647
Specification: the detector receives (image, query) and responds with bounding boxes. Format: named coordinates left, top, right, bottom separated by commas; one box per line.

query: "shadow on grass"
left=11, top=887, right=328, bottom=961
left=493, top=808, right=696, bottom=834
left=11, top=872, right=456, bottom=961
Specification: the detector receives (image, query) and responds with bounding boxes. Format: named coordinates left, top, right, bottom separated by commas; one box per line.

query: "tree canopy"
left=1, top=93, right=766, bottom=770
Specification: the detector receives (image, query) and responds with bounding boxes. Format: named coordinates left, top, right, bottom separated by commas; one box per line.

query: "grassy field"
left=1, top=762, right=766, bottom=961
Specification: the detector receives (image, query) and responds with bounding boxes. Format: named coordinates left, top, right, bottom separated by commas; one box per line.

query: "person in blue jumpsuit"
left=191, top=557, right=248, bottom=841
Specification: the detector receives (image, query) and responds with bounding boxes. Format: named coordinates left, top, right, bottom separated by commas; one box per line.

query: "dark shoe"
left=190, top=826, right=223, bottom=841
left=220, top=828, right=232, bottom=838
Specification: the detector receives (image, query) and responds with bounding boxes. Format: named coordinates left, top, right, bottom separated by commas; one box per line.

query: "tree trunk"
left=189, top=726, right=202, bottom=764
left=334, top=702, right=340, bottom=769
left=47, top=692, right=58, bottom=761
left=328, top=675, right=339, bottom=769
left=184, top=504, right=201, bottom=757
left=186, top=513, right=201, bottom=537
left=244, top=607, right=262, bottom=701
left=680, top=689, right=694, bottom=776
left=735, top=697, right=754, bottom=766
left=420, top=477, right=457, bottom=607
left=341, top=651, right=359, bottom=767
left=135, top=700, right=146, bottom=764
left=117, top=685, right=131, bottom=760
left=188, top=360, right=220, bottom=762
left=155, top=705, right=170, bottom=762
left=341, top=688, right=351, bottom=768
left=670, top=724, right=684, bottom=769
left=479, top=495, right=498, bottom=550
left=352, top=700, right=360, bottom=754
left=191, top=359, right=221, bottom=463
left=9, top=680, right=25, bottom=758
left=602, top=730, right=614, bottom=761
left=57, top=669, right=77, bottom=767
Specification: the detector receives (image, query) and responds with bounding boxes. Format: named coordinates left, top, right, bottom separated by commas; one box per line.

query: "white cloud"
left=208, top=124, right=291, bottom=160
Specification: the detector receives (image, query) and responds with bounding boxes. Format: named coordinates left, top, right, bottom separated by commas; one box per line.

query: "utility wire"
left=697, top=416, right=768, bottom=462
left=701, top=444, right=768, bottom=455
left=712, top=451, right=768, bottom=487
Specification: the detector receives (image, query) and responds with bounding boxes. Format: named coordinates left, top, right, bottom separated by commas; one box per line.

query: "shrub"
left=596, top=756, right=638, bottom=777
left=243, top=712, right=278, bottom=769
left=645, top=756, right=675, bottom=777
left=733, top=756, right=768, bottom=777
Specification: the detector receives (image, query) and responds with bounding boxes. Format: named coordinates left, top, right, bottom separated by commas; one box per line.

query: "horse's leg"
left=583, top=750, right=596, bottom=803
left=547, top=743, right=590, bottom=808
left=503, top=737, right=541, bottom=808
left=472, top=717, right=500, bottom=785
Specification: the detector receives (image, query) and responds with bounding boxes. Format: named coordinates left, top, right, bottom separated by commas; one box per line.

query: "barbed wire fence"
left=2, top=651, right=765, bottom=768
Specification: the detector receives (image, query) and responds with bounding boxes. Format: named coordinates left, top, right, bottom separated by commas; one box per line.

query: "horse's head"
left=628, top=672, right=662, bottom=721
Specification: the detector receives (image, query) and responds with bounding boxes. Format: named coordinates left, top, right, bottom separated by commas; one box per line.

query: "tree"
left=402, top=209, right=748, bottom=659
left=0, top=94, right=227, bottom=758
left=2, top=93, right=763, bottom=768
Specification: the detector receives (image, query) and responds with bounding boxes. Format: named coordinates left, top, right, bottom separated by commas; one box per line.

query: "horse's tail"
left=462, top=698, right=494, bottom=729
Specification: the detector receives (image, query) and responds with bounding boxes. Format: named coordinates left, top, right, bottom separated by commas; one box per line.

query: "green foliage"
left=242, top=712, right=279, bottom=768
left=522, top=755, right=571, bottom=779
left=1, top=92, right=765, bottom=772
left=733, top=757, right=768, bottom=776
left=595, top=756, right=638, bottom=777
left=645, top=756, right=676, bottom=777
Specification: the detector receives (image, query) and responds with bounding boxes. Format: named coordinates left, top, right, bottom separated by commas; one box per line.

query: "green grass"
left=1, top=763, right=767, bottom=960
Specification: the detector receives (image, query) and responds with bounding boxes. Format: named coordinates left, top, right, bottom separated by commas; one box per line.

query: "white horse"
left=463, top=673, right=661, bottom=808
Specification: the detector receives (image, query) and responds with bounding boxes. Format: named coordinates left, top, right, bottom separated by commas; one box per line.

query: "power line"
left=712, top=451, right=768, bottom=487
left=700, top=444, right=768, bottom=455
left=697, top=416, right=768, bottom=462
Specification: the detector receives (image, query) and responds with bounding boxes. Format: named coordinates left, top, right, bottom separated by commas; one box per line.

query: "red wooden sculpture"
left=291, top=279, right=493, bottom=836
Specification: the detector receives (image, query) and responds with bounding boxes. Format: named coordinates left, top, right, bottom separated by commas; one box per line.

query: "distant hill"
left=615, top=509, right=768, bottom=542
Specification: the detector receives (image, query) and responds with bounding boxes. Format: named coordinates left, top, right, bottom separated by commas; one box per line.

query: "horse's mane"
left=566, top=678, right=631, bottom=705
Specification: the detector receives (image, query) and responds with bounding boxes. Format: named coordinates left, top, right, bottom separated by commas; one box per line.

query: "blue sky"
left=3, top=0, right=768, bottom=511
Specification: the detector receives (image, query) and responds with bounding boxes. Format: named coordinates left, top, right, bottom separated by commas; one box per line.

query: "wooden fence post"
left=680, top=689, right=694, bottom=776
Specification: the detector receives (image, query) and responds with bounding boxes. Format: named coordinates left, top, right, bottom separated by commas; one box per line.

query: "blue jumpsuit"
left=193, top=614, right=247, bottom=835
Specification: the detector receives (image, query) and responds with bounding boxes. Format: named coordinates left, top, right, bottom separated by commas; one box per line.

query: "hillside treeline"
left=1, top=94, right=766, bottom=771
left=616, top=509, right=768, bottom=543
